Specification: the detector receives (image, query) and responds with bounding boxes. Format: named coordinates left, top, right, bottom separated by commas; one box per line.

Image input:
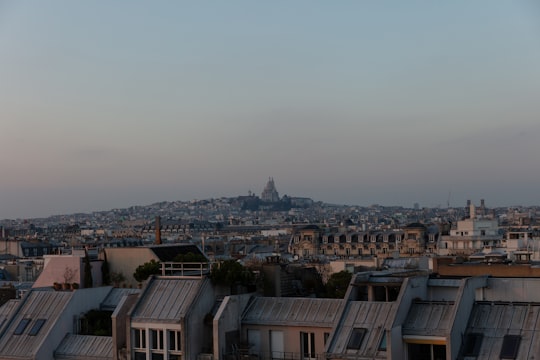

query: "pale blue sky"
left=1, top=1, right=539, bottom=219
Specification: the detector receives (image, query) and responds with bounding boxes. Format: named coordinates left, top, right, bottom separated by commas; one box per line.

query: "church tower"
left=261, top=177, right=280, bottom=202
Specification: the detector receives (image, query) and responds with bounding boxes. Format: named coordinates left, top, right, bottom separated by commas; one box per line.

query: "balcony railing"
left=160, top=262, right=210, bottom=277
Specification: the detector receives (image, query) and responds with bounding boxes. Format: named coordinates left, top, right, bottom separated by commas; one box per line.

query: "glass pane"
left=347, top=328, right=366, bottom=350
left=28, top=319, right=46, bottom=336
left=500, top=335, right=520, bottom=359
left=378, top=333, right=387, bottom=351
left=14, top=319, right=31, bottom=335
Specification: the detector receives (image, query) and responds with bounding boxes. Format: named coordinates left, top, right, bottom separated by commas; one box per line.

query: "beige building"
left=289, top=224, right=438, bottom=261
left=102, top=244, right=205, bottom=287
left=439, top=202, right=501, bottom=257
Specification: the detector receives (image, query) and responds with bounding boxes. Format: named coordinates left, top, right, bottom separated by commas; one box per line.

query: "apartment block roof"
left=54, top=334, right=113, bottom=359
left=0, top=290, right=73, bottom=358
left=0, top=299, right=19, bottom=333
left=130, top=277, right=205, bottom=323
left=327, top=301, right=394, bottom=357
left=100, top=288, right=140, bottom=311
left=402, top=301, right=455, bottom=337
left=464, top=302, right=540, bottom=359
left=242, top=297, right=343, bottom=327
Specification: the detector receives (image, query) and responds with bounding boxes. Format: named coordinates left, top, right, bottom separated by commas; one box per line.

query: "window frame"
left=14, top=318, right=31, bottom=335
left=28, top=319, right=46, bottom=336
left=500, top=335, right=521, bottom=359
left=347, top=328, right=367, bottom=350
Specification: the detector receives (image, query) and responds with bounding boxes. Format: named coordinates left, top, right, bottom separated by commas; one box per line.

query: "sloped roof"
left=327, top=301, right=394, bottom=357
left=131, top=277, right=205, bottom=323
left=100, top=288, right=140, bottom=311
left=402, top=301, right=455, bottom=337
left=54, top=334, right=113, bottom=359
left=463, top=302, right=540, bottom=359
left=0, top=290, right=73, bottom=358
left=0, top=299, right=19, bottom=333
left=149, top=244, right=205, bottom=262
left=242, top=297, right=343, bottom=327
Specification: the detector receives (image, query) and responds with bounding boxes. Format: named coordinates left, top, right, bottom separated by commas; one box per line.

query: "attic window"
left=347, top=328, right=367, bottom=350
left=500, top=335, right=520, bottom=359
left=462, top=333, right=483, bottom=357
left=14, top=318, right=30, bottom=335
left=28, top=319, right=46, bottom=336
left=378, top=333, right=387, bottom=351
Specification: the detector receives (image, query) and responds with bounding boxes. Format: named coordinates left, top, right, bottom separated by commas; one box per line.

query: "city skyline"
left=1, top=1, right=540, bottom=219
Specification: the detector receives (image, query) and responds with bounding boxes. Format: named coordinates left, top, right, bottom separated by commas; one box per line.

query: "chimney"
left=155, top=216, right=161, bottom=245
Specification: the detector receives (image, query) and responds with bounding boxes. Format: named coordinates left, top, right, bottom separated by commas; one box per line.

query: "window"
left=347, top=328, right=367, bottom=350
left=151, top=329, right=164, bottom=350
left=324, top=333, right=330, bottom=345
left=500, top=335, right=520, bottom=359
left=301, top=332, right=315, bottom=359
left=378, top=333, right=387, bottom=351
left=462, top=333, right=482, bottom=357
left=28, top=319, right=46, bottom=336
left=134, top=353, right=146, bottom=360
left=14, top=318, right=30, bottom=335
left=169, top=330, right=181, bottom=351
left=134, top=328, right=146, bottom=349
left=408, top=343, right=446, bottom=360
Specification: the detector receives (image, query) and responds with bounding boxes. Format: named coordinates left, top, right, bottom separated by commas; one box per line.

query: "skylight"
left=347, top=328, right=367, bottom=350
left=500, top=335, right=521, bottom=359
left=28, top=319, right=46, bottom=336
left=13, top=318, right=30, bottom=335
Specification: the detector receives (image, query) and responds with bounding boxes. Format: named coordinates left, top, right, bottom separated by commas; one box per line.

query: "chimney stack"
left=155, top=216, right=161, bottom=245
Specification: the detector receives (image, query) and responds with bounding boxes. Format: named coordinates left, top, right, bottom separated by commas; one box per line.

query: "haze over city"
left=1, top=1, right=540, bottom=219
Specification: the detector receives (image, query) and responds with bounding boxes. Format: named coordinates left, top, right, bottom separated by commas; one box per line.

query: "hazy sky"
left=1, top=1, right=540, bottom=219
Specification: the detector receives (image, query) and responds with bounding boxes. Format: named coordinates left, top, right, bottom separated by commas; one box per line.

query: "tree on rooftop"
left=325, top=270, right=352, bottom=299
left=101, top=251, right=111, bottom=286
left=84, top=250, right=93, bottom=288
left=133, top=259, right=160, bottom=283
left=209, top=259, right=254, bottom=291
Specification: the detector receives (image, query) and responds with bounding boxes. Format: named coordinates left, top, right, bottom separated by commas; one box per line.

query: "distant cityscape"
left=0, top=178, right=539, bottom=359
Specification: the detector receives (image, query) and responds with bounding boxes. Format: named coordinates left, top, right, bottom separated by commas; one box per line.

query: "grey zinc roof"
left=242, top=297, right=343, bottom=327
left=402, top=301, right=455, bottom=337
left=464, top=302, right=540, bottom=359
left=131, top=277, right=204, bottom=323
left=0, top=299, right=19, bottom=333
left=327, top=301, right=394, bottom=357
left=0, top=290, right=73, bottom=358
left=54, top=334, right=113, bottom=359
left=100, top=288, right=140, bottom=311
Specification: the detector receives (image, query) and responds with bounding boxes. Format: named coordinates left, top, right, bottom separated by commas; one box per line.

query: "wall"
left=240, top=324, right=332, bottom=359
left=186, top=279, right=216, bottom=360
left=389, top=276, right=428, bottom=360
left=479, top=277, right=540, bottom=302
left=448, top=277, right=487, bottom=360
left=103, top=248, right=157, bottom=287
left=112, top=293, right=139, bottom=360
left=437, top=262, right=540, bottom=277
left=213, top=293, right=253, bottom=360
left=32, top=255, right=83, bottom=288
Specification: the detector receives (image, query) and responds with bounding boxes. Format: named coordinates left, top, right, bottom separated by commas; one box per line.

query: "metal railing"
left=160, top=262, right=211, bottom=277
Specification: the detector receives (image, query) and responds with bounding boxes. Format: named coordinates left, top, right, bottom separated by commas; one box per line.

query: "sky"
left=1, top=1, right=540, bottom=219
